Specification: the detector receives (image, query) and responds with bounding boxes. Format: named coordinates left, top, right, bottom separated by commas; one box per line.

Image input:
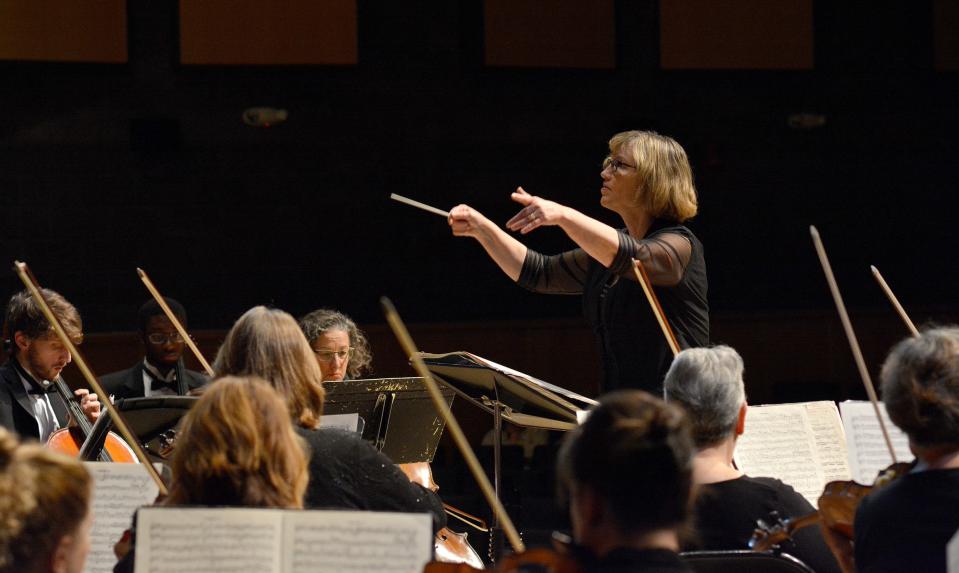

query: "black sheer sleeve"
left=609, top=230, right=692, bottom=286
left=517, top=248, right=591, bottom=294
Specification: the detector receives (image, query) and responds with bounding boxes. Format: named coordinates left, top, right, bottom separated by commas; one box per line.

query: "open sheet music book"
left=419, top=351, right=597, bottom=431
left=134, top=508, right=432, bottom=573
left=84, top=463, right=160, bottom=573
left=732, top=400, right=913, bottom=506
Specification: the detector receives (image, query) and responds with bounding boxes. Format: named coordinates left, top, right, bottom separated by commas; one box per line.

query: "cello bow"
left=809, top=227, right=898, bottom=464
left=136, top=267, right=214, bottom=376
left=381, top=297, right=525, bottom=555
left=631, top=259, right=681, bottom=357
left=14, top=261, right=168, bottom=494
left=870, top=265, right=920, bottom=338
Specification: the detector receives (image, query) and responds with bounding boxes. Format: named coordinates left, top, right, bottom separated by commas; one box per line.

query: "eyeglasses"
left=313, top=348, right=353, bottom=362
left=602, top=156, right=637, bottom=173
left=147, top=333, right=184, bottom=344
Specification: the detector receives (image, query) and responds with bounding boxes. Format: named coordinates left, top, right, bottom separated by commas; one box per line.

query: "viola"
left=750, top=462, right=912, bottom=551
left=46, top=377, right=137, bottom=463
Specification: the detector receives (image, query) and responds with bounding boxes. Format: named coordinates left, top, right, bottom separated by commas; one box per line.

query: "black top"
left=691, top=475, right=841, bottom=573
left=854, top=467, right=959, bottom=573
left=296, top=427, right=447, bottom=533
left=518, top=220, right=708, bottom=394
left=571, top=547, right=692, bottom=573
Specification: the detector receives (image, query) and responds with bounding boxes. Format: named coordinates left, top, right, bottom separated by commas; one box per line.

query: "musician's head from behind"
left=603, top=130, right=697, bottom=223
left=3, top=289, right=82, bottom=382
left=880, top=327, right=959, bottom=464
left=557, top=390, right=694, bottom=556
left=166, top=376, right=308, bottom=509
left=663, top=345, right=747, bottom=449
left=137, top=297, right=187, bottom=371
left=0, top=428, right=92, bottom=573
left=297, top=308, right=372, bottom=382
left=213, top=306, right=325, bottom=429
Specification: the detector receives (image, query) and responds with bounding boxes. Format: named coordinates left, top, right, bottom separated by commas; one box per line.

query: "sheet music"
left=948, top=527, right=959, bottom=573
left=82, top=463, right=159, bottom=573
left=134, top=508, right=431, bottom=573
left=284, top=511, right=431, bottom=573
left=804, top=401, right=851, bottom=483
left=319, top=413, right=362, bottom=433
left=840, top=400, right=914, bottom=483
left=733, top=401, right=849, bottom=506
left=464, top=352, right=598, bottom=407
left=135, top=508, right=282, bottom=573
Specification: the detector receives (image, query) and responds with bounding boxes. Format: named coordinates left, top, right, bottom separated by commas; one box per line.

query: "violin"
left=46, top=376, right=138, bottom=463
left=399, top=462, right=486, bottom=569
left=750, top=462, right=912, bottom=551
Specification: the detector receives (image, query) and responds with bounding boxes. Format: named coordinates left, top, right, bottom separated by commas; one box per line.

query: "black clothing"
left=100, top=360, right=208, bottom=399
left=296, top=427, right=447, bottom=533
left=691, top=475, right=840, bottom=573
left=518, top=220, right=708, bottom=394
left=0, top=359, right=70, bottom=440
left=570, top=546, right=692, bottom=573
left=854, top=467, right=959, bottom=573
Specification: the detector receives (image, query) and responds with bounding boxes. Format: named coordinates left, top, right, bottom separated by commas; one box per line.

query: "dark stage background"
left=1, top=1, right=957, bottom=403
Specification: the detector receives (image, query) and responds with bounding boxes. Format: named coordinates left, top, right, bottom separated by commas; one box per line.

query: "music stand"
left=113, top=396, right=198, bottom=462
left=420, top=351, right=597, bottom=560
left=323, top=377, right=454, bottom=464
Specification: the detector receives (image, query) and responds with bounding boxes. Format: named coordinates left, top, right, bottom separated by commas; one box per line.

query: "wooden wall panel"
left=660, top=0, right=813, bottom=70
left=179, top=0, right=357, bottom=65
left=0, top=1, right=127, bottom=62
left=934, top=0, right=959, bottom=71
left=484, top=0, right=615, bottom=69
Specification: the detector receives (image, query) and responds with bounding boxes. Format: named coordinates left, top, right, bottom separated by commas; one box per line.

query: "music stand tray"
left=420, top=351, right=596, bottom=431
left=323, top=377, right=454, bottom=464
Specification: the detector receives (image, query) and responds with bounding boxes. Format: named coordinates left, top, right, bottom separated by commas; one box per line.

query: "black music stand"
left=112, top=396, right=198, bottom=462
left=420, top=352, right=597, bottom=561
left=323, top=377, right=454, bottom=464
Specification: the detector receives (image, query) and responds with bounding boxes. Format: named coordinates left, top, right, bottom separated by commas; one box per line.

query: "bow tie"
left=146, top=372, right=179, bottom=394
left=26, top=381, right=56, bottom=395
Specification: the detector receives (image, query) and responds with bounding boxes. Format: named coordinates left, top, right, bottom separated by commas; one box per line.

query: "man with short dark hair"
left=0, top=288, right=100, bottom=440
left=100, top=298, right=208, bottom=399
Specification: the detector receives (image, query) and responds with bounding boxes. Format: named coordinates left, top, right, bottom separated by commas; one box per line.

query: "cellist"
left=821, top=327, right=959, bottom=573
left=0, top=289, right=100, bottom=441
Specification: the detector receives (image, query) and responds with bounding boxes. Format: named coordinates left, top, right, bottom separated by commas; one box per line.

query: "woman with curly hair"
left=297, top=308, right=372, bottom=382
left=0, top=428, right=92, bottom=573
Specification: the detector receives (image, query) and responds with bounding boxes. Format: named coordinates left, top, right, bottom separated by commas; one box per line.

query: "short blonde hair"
left=609, top=130, right=698, bottom=222
left=213, top=306, right=326, bottom=429
left=167, top=376, right=308, bottom=509
left=0, top=429, right=91, bottom=573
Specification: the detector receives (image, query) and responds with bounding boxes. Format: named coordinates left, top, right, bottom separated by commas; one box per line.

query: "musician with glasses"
left=449, top=130, right=708, bottom=394
left=100, top=298, right=208, bottom=399
left=298, top=309, right=372, bottom=382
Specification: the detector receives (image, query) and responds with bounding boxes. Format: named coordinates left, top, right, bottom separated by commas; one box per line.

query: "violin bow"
left=870, top=266, right=920, bottom=338
left=632, top=259, right=681, bottom=357
left=381, top=297, right=525, bottom=554
left=809, top=227, right=898, bottom=463
left=136, top=268, right=215, bottom=376
left=14, top=262, right=168, bottom=494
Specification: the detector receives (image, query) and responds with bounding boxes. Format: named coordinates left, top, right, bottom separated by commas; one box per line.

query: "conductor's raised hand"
left=448, top=204, right=492, bottom=239
left=506, top=187, right=565, bottom=235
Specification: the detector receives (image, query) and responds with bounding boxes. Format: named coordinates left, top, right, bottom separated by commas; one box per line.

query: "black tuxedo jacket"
left=0, top=360, right=70, bottom=440
left=99, top=361, right=208, bottom=400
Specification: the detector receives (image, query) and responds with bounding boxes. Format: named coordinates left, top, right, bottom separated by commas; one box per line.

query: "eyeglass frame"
left=312, top=347, right=354, bottom=362
left=146, top=333, right=186, bottom=345
left=602, top=155, right=637, bottom=173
